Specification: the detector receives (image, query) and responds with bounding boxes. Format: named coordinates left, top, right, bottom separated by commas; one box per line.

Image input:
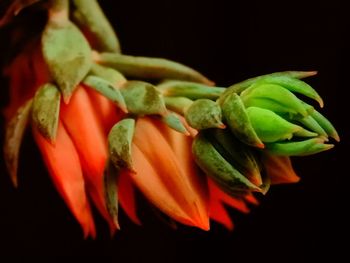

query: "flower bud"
left=185, top=99, right=225, bottom=130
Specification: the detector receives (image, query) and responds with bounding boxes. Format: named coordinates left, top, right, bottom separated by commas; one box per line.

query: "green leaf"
left=161, top=113, right=189, bottom=135
left=185, top=99, right=225, bottom=130
left=83, top=75, right=127, bottom=112
left=108, top=118, right=135, bottom=171
left=31, top=83, right=61, bottom=143
left=97, top=53, right=214, bottom=85
left=221, top=92, right=264, bottom=148
left=265, top=137, right=334, bottom=156
left=121, top=81, right=167, bottom=116
left=4, top=99, right=33, bottom=187
left=72, top=0, right=121, bottom=53
left=90, top=63, right=126, bottom=87
left=246, top=107, right=302, bottom=143
left=103, top=160, right=120, bottom=229
left=42, top=20, right=92, bottom=103
left=241, top=83, right=308, bottom=117
left=192, top=132, right=262, bottom=193
left=157, top=80, right=224, bottom=100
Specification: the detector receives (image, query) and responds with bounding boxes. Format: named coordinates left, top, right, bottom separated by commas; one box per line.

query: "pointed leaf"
left=90, top=63, right=126, bottom=87
left=108, top=118, right=135, bottom=171
left=42, top=21, right=92, bottom=103
left=185, top=99, right=225, bottom=130
left=221, top=92, right=264, bottom=148
left=4, top=99, right=32, bottom=187
left=96, top=52, right=214, bottom=85
left=121, top=81, right=167, bottom=116
left=83, top=75, right=127, bottom=112
left=31, top=83, right=60, bottom=143
left=72, top=0, right=121, bottom=52
left=104, top=160, right=120, bottom=229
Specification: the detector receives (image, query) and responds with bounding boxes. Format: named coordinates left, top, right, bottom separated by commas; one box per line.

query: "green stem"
left=48, top=0, right=69, bottom=26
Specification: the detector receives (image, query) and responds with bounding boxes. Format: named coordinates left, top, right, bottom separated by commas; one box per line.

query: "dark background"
left=0, top=0, right=348, bottom=261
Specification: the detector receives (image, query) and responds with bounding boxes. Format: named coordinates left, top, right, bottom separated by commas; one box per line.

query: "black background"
left=0, top=0, right=348, bottom=261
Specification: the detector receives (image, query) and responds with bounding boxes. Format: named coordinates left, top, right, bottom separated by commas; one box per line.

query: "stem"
left=48, top=0, right=69, bottom=26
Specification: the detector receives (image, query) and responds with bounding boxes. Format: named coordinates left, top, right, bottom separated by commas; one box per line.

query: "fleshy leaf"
left=265, top=137, right=334, bottom=156
left=90, top=63, right=126, bottom=87
left=72, top=0, right=121, bottom=52
left=161, top=113, right=189, bottom=135
left=164, top=96, right=193, bottom=115
left=185, top=99, right=225, bottom=130
left=108, top=118, right=135, bottom=171
left=42, top=20, right=92, bottom=103
left=311, top=110, right=340, bottom=142
left=241, top=83, right=308, bottom=117
left=157, top=80, right=224, bottom=99
left=121, top=81, right=167, bottom=116
left=31, top=83, right=61, bottom=143
left=246, top=107, right=304, bottom=143
left=103, top=160, right=120, bottom=230
left=4, top=99, right=33, bottom=187
left=96, top=52, right=214, bottom=85
left=221, top=92, right=264, bottom=148
left=192, top=132, right=262, bottom=193
left=210, top=128, right=262, bottom=187
left=83, top=75, right=127, bottom=112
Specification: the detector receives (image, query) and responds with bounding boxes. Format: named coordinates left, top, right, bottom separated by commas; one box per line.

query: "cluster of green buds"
left=158, top=71, right=339, bottom=195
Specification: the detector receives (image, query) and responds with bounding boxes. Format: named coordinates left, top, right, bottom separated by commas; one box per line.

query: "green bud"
left=4, top=99, right=33, bottom=187
left=83, top=75, right=127, bottom=112
left=164, top=96, right=193, bottom=115
left=108, top=118, right=135, bottom=171
left=32, top=83, right=61, bottom=144
left=42, top=20, right=92, bottom=103
left=97, top=53, right=213, bottom=85
left=72, top=0, right=121, bottom=53
left=103, top=159, right=120, bottom=229
left=310, top=110, right=340, bottom=142
left=157, top=80, right=224, bottom=100
left=265, top=137, right=334, bottom=156
left=221, top=92, right=264, bottom=148
left=192, top=132, right=262, bottom=194
left=90, top=63, right=126, bottom=87
left=121, top=81, right=167, bottom=116
left=185, top=99, right=225, bottom=130
left=246, top=107, right=303, bottom=142
left=210, top=129, right=262, bottom=187
left=241, top=83, right=308, bottom=117
left=218, top=71, right=317, bottom=101
left=296, top=115, right=328, bottom=137
left=161, top=113, right=189, bottom=135
left=256, top=75, right=324, bottom=107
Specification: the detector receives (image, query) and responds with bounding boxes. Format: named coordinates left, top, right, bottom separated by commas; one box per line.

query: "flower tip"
left=317, top=97, right=324, bottom=108
left=63, top=94, right=71, bottom=104
left=306, top=70, right=318, bottom=77
left=217, top=123, right=226, bottom=129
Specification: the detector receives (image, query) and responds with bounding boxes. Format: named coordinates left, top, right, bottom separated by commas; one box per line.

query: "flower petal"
left=32, top=121, right=95, bottom=238
left=60, top=85, right=115, bottom=233
left=263, top=153, right=300, bottom=184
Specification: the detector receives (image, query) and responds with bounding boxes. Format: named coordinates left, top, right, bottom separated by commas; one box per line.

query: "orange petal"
left=85, top=86, right=124, bottom=134
left=60, top=86, right=116, bottom=233
left=154, top=117, right=209, bottom=229
left=132, top=117, right=209, bottom=230
left=129, top=143, right=196, bottom=226
left=32, top=121, right=96, bottom=237
left=263, top=154, right=300, bottom=184
left=209, top=195, right=234, bottom=231
left=244, top=193, right=260, bottom=206
left=208, top=179, right=250, bottom=214
left=118, top=170, right=141, bottom=225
